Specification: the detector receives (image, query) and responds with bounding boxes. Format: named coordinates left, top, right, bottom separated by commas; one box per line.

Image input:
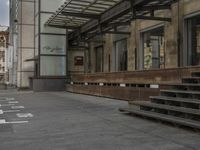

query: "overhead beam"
left=135, top=16, right=172, bottom=22
left=61, top=12, right=100, bottom=19
left=137, top=5, right=171, bottom=11
left=48, top=24, right=78, bottom=29
left=107, top=21, right=131, bottom=27
left=102, top=31, right=131, bottom=35
left=68, top=0, right=176, bottom=39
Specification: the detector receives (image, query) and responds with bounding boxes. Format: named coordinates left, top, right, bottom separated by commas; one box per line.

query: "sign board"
left=74, top=56, right=84, bottom=66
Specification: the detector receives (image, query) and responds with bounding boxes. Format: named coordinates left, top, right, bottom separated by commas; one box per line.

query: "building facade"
left=8, top=0, right=200, bottom=91
left=0, top=26, right=9, bottom=84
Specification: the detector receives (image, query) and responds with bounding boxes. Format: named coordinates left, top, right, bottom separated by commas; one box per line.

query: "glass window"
left=142, top=27, right=165, bottom=69
left=95, top=46, right=104, bottom=72
left=40, top=34, right=66, bottom=55
left=40, top=0, right=65, bottom=12
left=40, top=56, right=66, bottom=76
left=114, top=39, right=127, bottom=71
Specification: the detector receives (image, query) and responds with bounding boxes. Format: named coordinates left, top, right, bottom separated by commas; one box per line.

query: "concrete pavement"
left=0, top=91, right=199, bottom=150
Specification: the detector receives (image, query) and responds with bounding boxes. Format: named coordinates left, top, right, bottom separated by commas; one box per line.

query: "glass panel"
left=187, top=16, right=200, bottom=66
left=40, top=56, right=66, bottom=76
left=35, top=35, right=38, bottom=56
left=143, top=27, right=165, bottom=69
left=41, top=0, right=65, bottom=12
left=40, top=13, right=66, bottom=34
left=95, top=46, right=103, bottom=72
left=115, top=39, right=127, bottom=71
left=35, top=13, right=38, bottom=36
left=35, top=0, right=39, bottom=15
left=40, top=34, right=66, bottom=55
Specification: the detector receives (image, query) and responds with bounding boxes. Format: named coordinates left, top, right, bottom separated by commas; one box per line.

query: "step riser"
left=140, top=105, right=200, bottom=121
left=169, top=85, right=200, bottom=91
left=191, top=72, right=200, bottom=77
left=120, top=71, right=200, bottom=130
left=119, top=108, right=200, bottom=130
left=182, top=78, right=200, bottom=84
left=160, top=92, right=200, bottom=99
left=151, top=98, right=200, bottom=109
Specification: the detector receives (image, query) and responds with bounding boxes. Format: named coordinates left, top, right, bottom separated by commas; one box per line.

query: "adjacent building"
left=0, top=26, right=9, bottom=84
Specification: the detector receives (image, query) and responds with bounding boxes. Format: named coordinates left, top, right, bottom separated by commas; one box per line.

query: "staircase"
left=119, top=71, right=200, bottom=130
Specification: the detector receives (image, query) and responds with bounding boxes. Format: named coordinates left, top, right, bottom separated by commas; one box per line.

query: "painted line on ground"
left=3, top=110, right=21, bottom=113
left=0, top=104, right=15, bottom=107
left=0, top=119, right=6, bottom=124
left=0, top=119, right=28, bottom=124
left=0, top=98, right=15, bottom=102
left=5, top=121, right=29, bottom=124
left=6, top=98, right=15, bottom=101
left=11, top=106, right=25, bottom=109
left=8, top=101, right=19, bottom=104
left=16, top=113, right=34, bottom=118
left=0, top=110, right=3, bottom=114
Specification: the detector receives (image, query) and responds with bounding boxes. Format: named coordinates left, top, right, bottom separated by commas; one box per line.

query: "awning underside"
left=46, top=0, right=177, bottom=41
left=46, top=0, right=122, bottom=29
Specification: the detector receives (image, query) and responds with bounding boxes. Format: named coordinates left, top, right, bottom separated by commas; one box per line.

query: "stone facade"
left=0, top=27, right=9, bottom=83
left=87, top=0, right=200, bottom=73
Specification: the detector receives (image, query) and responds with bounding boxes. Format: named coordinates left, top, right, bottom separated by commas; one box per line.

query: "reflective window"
left=40, top=34, right=66, bottom=55
left=40, top=56, right=66, bottom=76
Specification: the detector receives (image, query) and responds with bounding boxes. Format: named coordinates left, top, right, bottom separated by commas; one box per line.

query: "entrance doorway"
left=185, top=15, right=200, bottom=66
left=142, top=27, right=165, bottom=69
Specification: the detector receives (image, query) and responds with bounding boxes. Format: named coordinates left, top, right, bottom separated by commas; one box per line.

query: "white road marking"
left=6, top=98, right=15, bottom=101
left=0, top=119, right=6, bottom=124
left=17, top=113, right=33, bottom=118
left=4, top=110, right=21, bottom=113
left=0, top=119, right=28, bottom=124
left=0, top=104, right=15, bottom=107
left=11, top=106, right=25, bottom=109
left=6, top=121, right=29, bottom=124
left=8, top=101, right=19, bottom=104
left=0, top=110, right=3, bottom=114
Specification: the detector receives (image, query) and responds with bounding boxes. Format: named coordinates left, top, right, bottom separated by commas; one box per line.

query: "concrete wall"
left=16, top=0, right=35, bottom=88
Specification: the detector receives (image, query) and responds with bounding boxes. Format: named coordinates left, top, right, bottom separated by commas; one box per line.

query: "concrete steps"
left=119, top=71, right=200, bottom=130
left=119, top=108, right=200, bottom=130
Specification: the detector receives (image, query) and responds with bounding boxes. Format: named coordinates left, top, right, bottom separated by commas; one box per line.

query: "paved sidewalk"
left=0, top=91, right=199, bottom=150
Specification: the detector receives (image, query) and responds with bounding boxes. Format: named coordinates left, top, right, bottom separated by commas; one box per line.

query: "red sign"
left=74, top=56, right=84, bottom=66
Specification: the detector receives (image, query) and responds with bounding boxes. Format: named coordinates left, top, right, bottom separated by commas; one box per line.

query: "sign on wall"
left=74, top=56, right=84, bottom=66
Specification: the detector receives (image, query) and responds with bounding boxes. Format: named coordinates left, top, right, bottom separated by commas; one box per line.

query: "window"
left=95, top=46, right=104, bottom=72
left=185, top=15, right=200, bottom=66
left=113, top=39, right=128, bottom=71
left=142, top=27, right=165, bottom=69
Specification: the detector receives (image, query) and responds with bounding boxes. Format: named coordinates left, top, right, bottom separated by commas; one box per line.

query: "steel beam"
left=135, top=16, right=172, bottom=22
left=62, top=12, right=100, bottom=19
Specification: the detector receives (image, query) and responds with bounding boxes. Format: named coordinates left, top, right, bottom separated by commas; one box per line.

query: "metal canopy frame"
left=46, top=0, right=177, bottom=41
